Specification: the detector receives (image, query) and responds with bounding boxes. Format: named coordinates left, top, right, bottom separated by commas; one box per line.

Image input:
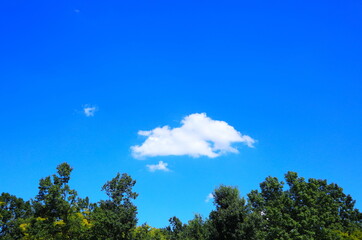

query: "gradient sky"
left=1, top=0, right=361, bottom=228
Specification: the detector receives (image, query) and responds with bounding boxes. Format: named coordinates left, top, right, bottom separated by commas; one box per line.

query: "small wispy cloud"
left=131, top=113, right=255, bottom=159
left=146, top=161, right=170, bottom=172
left=83, top=105, right=97, bottom=117
left=205, top=193, right=214, bottom=203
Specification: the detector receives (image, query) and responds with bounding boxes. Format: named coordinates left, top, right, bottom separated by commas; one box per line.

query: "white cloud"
left=131, top=113, right=255, bottom=158
left=205, top=193, right=214, bottom=203
left=146, top=161, right=170, bottom=172
left=83, top=105, right=97, bottom=117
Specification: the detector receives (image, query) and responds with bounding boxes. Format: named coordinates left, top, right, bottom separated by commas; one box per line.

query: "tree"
left=2, top=162, right=361, bottom=240
left=209, top=185, right=259, bottom=240
left=32, top=163, right=77, bottom=220
left=181, top=214, right=209, bottom=240
left=132, top=223, right=168, bottom=240
left=165, top=216, right=185, bottom=240
left=248, top=176, right=296, bottom=239
left=91, top=173, right=138, bottom=240
left=0, top=193, right=31, bottom=239
left=24, top=162, right=92, bottom=239
left=248, top=171, right=362, bottom=239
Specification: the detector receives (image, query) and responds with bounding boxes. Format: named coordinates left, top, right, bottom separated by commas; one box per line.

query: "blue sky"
left=1, top=0, right=361, bottom=228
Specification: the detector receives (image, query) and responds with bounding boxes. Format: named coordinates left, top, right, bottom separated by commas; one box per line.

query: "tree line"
left=1, top=163, right=361, bottom=239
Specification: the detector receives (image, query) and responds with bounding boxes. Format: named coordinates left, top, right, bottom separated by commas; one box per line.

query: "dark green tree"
left=248, top=176, right=296, bottom=239
left=209, top=185, right=260, bottom=240
left=0, top=193, right=31, bottom=239
left=248, top=171, right=362, bottom=240
left=32, top=163, right=77, bottom=219
left=181, top=214, right=209, bottom=240
left=165, top=216, right=185, bottom=240
left=91, top=173, right=138, bottom=240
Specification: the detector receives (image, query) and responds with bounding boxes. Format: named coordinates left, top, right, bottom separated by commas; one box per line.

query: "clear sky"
left=1, top=0, right=361, bottom=228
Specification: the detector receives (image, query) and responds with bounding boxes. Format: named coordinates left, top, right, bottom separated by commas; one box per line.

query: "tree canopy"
left=1, top=163, right=361, bottom=239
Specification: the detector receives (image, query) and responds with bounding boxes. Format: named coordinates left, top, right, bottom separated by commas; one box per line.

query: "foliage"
left=21, top=163, right=92, bottom=239
left=209, top=185, right=261, bottom=240
left=165, top=216, right=185, bottom=240
left=248, top=171, right=362, bottom=239
left=1, top=164, right=361, bottom=240
left=132, top=223, right=168, bottom=240
left=180, top=214, right=209, bottom=240
left=0, top=193, right=31, bottom=239
left=91, top=173, right=138, bottom=240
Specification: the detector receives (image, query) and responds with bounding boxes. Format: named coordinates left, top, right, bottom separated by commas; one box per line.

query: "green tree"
left=209, top=185, right=259, bottom=240
left=165, top=216, right=185, bottom=240
left=32, top=163, right=77, bottom=219
left=248, top=176, right=296, bottom=239
left=24, top=162, right=92, bottom=239
left=0, top=193, right=31, bottom=239
left=91, top=173, right=138, bottom=240
left=181, top=214, right=208, bottom=240
left=248, top=171, right=362, bottom=240
left=132, top=223, right=169, bottom=240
